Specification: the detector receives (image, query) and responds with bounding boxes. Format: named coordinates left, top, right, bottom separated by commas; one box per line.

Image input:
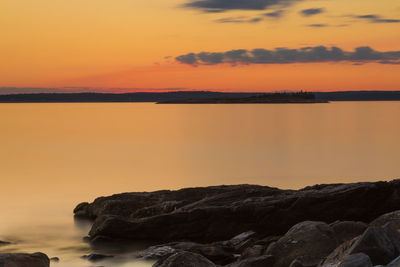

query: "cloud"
left=214, top=16, right=263, bottom=23
left=300, top=8, right=324, bottom=16
left=355, top=14, right=400, bottom=23
left=264, top=10, right=285, bottom=18
left=183, top=0, right=301, bottom=13
left=175, top=46, right=400, bottom=65
left=307, top=23, right=328, bottom=27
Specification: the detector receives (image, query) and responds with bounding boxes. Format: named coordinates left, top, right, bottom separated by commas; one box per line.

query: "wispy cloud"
left=300, top=8, right=324, bottom=16
left=214, top=16, right=263, bottom=23
left=307, top=23, right=328, bottom=27
left=264, top=10, right=285, bottom=18
left=176, top=46, right=400, bottom=65
left=354, top=14, right=400, bottom=23
left=182, top=0, right=302, bottom=13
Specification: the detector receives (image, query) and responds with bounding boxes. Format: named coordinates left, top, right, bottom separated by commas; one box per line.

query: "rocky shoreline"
left=71, top=179, right=400, bottom=266
left=3, top=179, right=400, bottom=266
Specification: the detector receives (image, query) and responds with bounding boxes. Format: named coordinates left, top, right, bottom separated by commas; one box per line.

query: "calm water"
left=0, top=102, right=399, bottom=266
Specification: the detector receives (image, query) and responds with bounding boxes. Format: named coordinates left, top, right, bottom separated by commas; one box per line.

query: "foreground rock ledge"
left=0, top=252, right=50, bottom=267
left=75, top=179, right=400, bottom=243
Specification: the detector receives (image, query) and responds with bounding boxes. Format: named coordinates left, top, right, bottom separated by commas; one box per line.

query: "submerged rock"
left=81, top=253, right=114, bottom=262
left=0, top=241, right=10, bottom=246
left=75, top=180, right=400, bottom=244
left=0, top=252, right=50, bottom=267
left=50, top=257, right=60, bottom=262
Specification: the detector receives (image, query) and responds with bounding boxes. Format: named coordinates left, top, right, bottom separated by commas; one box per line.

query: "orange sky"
left=1, top=0, right=399, bottom=92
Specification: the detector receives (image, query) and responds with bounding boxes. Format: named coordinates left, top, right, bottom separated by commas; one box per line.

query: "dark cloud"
left=214, top=16, right=263, bottom=23
left=176, top=46, right=400, bottom=65
left=264, top=10, right=285, bottom=18
left=307, top=23, right=328, bottom=27
left=355, top=14, right=400, bottom=23
left=300, top=8, right=324, bottom=16
left=183, top=0, right=301, bottom=13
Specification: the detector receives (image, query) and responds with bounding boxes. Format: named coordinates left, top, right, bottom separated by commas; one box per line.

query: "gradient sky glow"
left=1, top=0, right=400, bottom=92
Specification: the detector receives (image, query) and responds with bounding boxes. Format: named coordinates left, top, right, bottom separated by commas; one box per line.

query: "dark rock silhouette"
left=1, top=90, right=400, bottom=103
left=0, top=240, right=10, bottom=246
left=75, top=180, right=400, bottom=244
left=0, top=252, right=49, bottom=267
left=74, top=179, right=400, bottom=267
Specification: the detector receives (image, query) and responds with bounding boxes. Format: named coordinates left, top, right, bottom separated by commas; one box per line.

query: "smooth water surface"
left=0, top=102, right=399, bottom=266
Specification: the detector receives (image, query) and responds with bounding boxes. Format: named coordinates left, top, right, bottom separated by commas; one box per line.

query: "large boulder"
left=77, top=180, right=400, bottom=244
left=329, top=221, right=367, bottom=244
left=153, top=251, right=216, bottom=267
left=370, top=210, right=400, bottom=229
left=322, top=225, right=400, bottom=266
left=0, top=252, right=50, bottom=267
left=266, top=221, right=339, bottom=267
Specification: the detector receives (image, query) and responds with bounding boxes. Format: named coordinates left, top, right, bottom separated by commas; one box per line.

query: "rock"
left=322, top=225, right=400, bottom=266
left=289, top=259, right=305, bottom=267
left=330, top=221, right=368, bottom=244
left=49, top=257, right=59, bottom=262
left=370, top=210, right=400, bottom=230
left=137, top=245, right=177, bottom=260
left=240, top=245, right=265, bottom=259
left=337, top=253, right=372, bottom=267
left=220, top=231, right=257, bottom=252
left=266, top=221, right=339, bottom=267
left=74, top=202, right=91, bottom=218
left=228, top=255, right=275, bottom=267
left=387, top=255, right=400, bottom=266
left=0, top=252, right=50, bottom=267
left=76, top=180, right=400, bottom=244
left=288, top=256, right=322, bottom=267
left=153, top=251, right=216, bottom=267
left=254, top=236, right=281, bottom=247
left=227, top=231, right=257, bottom=246
left=0, top=241, right=11, bottom=246
left=81, top=254, right=114, bottom=262
left=320, top=236, right=359, bottom=266
left=137, top=241, right=235, bottom=265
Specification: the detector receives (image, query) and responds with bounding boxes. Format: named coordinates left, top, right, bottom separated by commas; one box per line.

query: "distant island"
left=0, top=90, right=399, bottom=103
left=157, top=92, right=327, bottom=104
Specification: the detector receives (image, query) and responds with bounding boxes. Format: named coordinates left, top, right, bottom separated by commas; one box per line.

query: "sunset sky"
left=1, top=0, right=399, bottom=92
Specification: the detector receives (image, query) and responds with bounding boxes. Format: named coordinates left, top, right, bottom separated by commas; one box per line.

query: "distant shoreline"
left=0, top=91, right=399, bottom=103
